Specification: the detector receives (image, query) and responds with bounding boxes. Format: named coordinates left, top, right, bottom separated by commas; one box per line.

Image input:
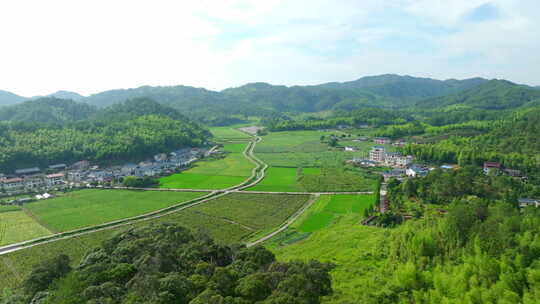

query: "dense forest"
left=2, top=224, right=333, bottom=304
left=350, top=166, right=540, bottom=303
left=0, top=98, right=210, bottom=172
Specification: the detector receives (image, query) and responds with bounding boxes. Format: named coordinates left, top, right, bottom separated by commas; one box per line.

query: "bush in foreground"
left=5, top=223, right=333, bottom=304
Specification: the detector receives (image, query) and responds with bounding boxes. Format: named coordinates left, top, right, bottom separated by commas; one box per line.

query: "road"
left=0, top=129, right=372, bottom=255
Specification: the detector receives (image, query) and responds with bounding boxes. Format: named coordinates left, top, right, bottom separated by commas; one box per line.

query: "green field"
left=192, top=193, right=309, bottom=231
left=24, top=189, right=208, bottom=233
left=247, top=167, right=316, bottom=192
left=297, top=194, right=374, bottom=232
left=0, top=210, right=52, bottom=246
left=0, top=192, right=310, bottom=289
left=159, top=143, right=254, bottom=189
left=248, top=167, right=376, bottom=192
left=209, top=126, right=251, bottom=141
left=255, top=130, right=339, bottom=153
left=267, top=194, right=387, bottom=303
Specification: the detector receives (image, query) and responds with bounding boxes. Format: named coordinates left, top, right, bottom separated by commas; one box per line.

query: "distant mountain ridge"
left=0, top=90, right=26, bottom=106
left=0, top=75, right=538, bottom=118
left=416, top=79, right=540, bottom=110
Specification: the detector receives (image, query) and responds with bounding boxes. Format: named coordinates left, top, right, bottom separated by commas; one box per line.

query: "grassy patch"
left=248, top=167, right=376, bottom=192
left=0, top=211, right=52, bottom=246
left=25, top=189, right=208, bottom=233
left=209, top=127, right=251, bottom=141
left=266, top=194, right=388, bottom=304
left=160, top=143, right=254, bottom=189
left=248, top=167, right=304, bottom=192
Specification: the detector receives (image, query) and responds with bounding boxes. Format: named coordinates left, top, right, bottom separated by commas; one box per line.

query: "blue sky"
left=0, top=0, right=538, bottom=96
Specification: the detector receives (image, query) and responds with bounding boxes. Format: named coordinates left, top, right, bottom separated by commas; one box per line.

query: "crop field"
left=24, top=189, right=208, bottom=233
left=209, top=126, right=251, bottom=141
left=247, top=167, right=315, bottom=192
left=0, top=209, right=52, bottom=246
left=192, top=193, right=309, bottom=231
left=159, top=143, right=254, bottom=189
left=255, top=130, right=340, bottom=153
left=297, top=194, right=374, bottom=232
left=0, top=228, right=120, bottom=289
left=266, top=194, right=387, bottom=304
left=0, top=192, right=310, bottom=289
left=248, top=167, right=376, bottom=192
left=222, top=143, right=248, bottom=153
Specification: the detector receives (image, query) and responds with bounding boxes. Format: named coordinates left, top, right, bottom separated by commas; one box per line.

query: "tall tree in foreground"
left=5, top=224, right=333, bottom=304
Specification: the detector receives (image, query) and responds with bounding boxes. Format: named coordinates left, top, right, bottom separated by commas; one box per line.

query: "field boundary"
left=0, top=128, right=372, bottom=257
left=0, top=131, right=268, bottom=256
left=246, top=194, right=320, bottom=247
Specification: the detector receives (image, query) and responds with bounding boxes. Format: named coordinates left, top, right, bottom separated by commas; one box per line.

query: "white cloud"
left=0, top=0, right=539, bottom=96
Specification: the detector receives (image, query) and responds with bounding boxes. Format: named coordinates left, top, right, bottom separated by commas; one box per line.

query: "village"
left=343, top=136, right=538, bottom=209
left=0, top=146, right=215, bottom=203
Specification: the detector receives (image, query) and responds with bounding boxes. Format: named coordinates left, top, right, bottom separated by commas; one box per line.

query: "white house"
left=406, top=165, right=428, bottom=178
left=46, top=173, right=65, bottom=186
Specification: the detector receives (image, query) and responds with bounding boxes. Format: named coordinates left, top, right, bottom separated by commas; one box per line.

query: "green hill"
left=416, top=79, right=540, bottom=110
left=0, top=97, right=97, bottom=124
left=0, top=90, right=26, bottom=106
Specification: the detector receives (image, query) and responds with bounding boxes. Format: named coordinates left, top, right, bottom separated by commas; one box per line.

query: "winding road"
left=0, top=129, right=371, bottom=255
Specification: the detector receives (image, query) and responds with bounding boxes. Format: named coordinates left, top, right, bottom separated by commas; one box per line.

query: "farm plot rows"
left=0, top=207, right=52, bottom=247
left=24, top=189, right=208, bottom=233
left=251, top=130, right=379, bottom=192
left=247, top=166, right=376, bottom=192
left=267, top=194, right=384, bottom=304
left=209, top=126, right=252, bottom=141
left=0, top=192, right=310, bottom=289
left=159, top=143, right=254, bottom=189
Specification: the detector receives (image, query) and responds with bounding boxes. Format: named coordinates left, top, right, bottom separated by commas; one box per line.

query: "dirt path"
left=246, top=194, right=320, bottom=247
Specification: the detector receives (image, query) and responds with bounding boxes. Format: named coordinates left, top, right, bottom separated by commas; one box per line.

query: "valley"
left=1, top=75, right=540, bottom=303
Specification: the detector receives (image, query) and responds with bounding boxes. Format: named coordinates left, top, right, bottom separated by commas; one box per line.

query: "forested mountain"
left=0, top=97, right=97, bottom=124
left=95, top=97, right=190, bottom=122
left=0, top=90, right=26, bottom=106
left=45, top=90, right=84, bottom=101
left=84, top=85, right=225, bottom=108
left=0, top=115, right=210, bottom=172
left=318, top=74, right=488, bottom=100
left=416, top=79, right=540, bottom=110
left=77, top=75, right=501, bottom=118
left=0, top=97, right=210, bottom=172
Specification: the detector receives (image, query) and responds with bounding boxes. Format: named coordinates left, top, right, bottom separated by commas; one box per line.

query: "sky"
left=0, top=0, right=539, bottom=97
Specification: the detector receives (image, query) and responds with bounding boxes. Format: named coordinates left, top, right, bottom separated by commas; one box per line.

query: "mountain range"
left=1, top=75, right=539, bottom=124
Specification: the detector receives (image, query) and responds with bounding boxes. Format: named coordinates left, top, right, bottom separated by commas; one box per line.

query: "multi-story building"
left=369, top=146, right=386, bottom=163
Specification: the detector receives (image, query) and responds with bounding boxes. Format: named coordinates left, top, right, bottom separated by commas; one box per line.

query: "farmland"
left=0, top=192, right=310, bottom=289
left=0, top=209, right=52, bottom=247
left=159, top=143, right=254, bottom=189
left=248, top=167, right=377, bottom=192
left=209, top=126, right=252, bottom=141
left=250, top=130, right=380, bottom=192
left=267, top=194, right=388, bottom=303
left=24, top=189, right=208, bottom=233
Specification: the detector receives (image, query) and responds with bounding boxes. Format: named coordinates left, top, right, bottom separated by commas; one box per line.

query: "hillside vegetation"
left=3, top=224, right=333, bottom=304
left=0, top=98, right=210, bottom=172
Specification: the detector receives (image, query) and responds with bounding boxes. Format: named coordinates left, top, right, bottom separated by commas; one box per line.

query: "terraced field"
left=159, top=143, right=255, bottom=189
